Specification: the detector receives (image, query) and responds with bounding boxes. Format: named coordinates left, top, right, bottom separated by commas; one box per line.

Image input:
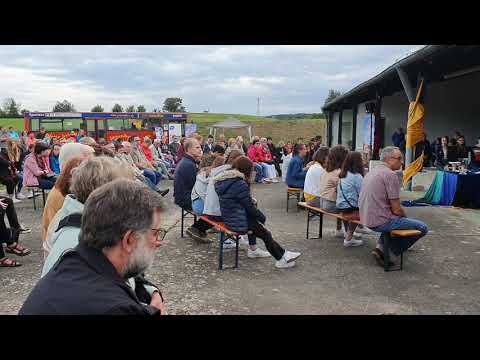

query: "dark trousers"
left=183, top=205, right=213, bottom=234
left=247, top=218, right=285, bottom=261
left=0, top=176, right=17, bottom=195
left=38, top=177, right=56, bottom=190
left=0, top=196, right=20, bottom=259
left=273, top=160, right=282, bottom=177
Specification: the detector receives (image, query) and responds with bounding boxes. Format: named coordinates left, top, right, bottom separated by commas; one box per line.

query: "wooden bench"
left=298, top=202, right=422, bottom=271
left=26, top=186, right=49, bottom=211
left=180, top=208, right=240, bottom=270
left=286, top=187, right=303, bottom=212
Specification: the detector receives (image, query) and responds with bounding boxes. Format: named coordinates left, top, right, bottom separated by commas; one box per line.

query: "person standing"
left=359, top=146, right=428, bottom=268
left=203, top=135, right=215, bottom=154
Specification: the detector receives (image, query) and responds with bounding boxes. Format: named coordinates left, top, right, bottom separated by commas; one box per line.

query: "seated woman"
left=42, top=157, right=134, bottom=275
left=304, top=146, right=329, bottom=207
left=285, top=143, right=308, bottom=189
left=318, top=145, right=354, bottom=240
left=23, top=143, right=57, bottom=190
left=214, top=156, right=301, bottom=268
left=0, top=196, right=31, bottom=267
left=435, top=136, right=457, bottom=168
left=49, top=144, right=61, bottom=175
left=336, top=151, right=365, bottom=246
left=191, top=154, right=218, bottom=215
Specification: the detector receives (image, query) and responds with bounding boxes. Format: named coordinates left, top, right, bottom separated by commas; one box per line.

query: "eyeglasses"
left=151, top=228, right=168, bottom=242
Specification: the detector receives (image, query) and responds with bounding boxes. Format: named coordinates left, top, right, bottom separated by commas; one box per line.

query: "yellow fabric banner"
left=403, top=80, right=425, bottom=185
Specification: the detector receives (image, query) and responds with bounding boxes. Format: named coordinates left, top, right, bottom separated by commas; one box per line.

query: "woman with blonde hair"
left=42, top=156, right=134, bottom=273
left=225, top=137, right=244, bottom=159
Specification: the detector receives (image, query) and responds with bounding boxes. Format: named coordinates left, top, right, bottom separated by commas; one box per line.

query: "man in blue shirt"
left=286, top=143, right=308, bottom=189
left=8, top=127, right=19, bottom=140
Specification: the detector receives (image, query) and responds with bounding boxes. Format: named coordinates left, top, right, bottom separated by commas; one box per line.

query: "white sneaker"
left=270, top=178, right=279, bottom=183
left=353, top=232, right=362, bottom=239
left=239, top=235, right=249, bottom=246
left=12, top=197, right=21, bottom=203
left=344, top=238, right=364, bottom=247
left=275, top=258, right=296, bottom=269
left=223, top=239, right=237, bottom=249
left=248, top=248, right=271, bottom=258
left=16, top=192, right=26, bottom=200
left=282, top=250, right=301, bottom=263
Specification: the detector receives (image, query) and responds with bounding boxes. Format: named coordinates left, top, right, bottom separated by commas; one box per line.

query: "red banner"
left=106, top=130, right=155, bottom=142
left=48, top=131, right=78, bottom=141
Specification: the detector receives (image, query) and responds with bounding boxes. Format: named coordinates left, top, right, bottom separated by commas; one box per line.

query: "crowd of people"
left=4, top=125, right=431, bottom=314
left=391, top=128, right=479, bottom=168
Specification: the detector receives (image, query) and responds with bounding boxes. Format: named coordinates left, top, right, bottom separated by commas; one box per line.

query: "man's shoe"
left=186, top=227, right=212, bottom=243
left=16, top=193, right=26, bottom=200
left=343, top=238, right=364, bottom=247
left=239, top=235, right=249, bottom=246
left=19, top=225, right=32, bottom=234
left=282, top=250, right=301, bottom=263
left=247, top=248, right=271, bottom=258
left=371, top=248, right=395, bottom=268
left=275, top=258, right=296, bottom=269
left=157, top=188, right=169, bottom=197
left=12, top=197, right=21, bottom=204
left=222, top=239, right=237, bottom=249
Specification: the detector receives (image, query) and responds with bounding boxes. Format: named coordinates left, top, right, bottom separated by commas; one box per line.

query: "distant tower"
left=257, top=97, right=260, bottom=116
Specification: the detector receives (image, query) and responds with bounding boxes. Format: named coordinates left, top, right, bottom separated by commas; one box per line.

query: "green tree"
left=137, top=105, right=146, bottom=112
left=125, top=105, right=135, bottom=112
left=162, top=97, right=185, bottom=112
left=91, top=104, right=104, bottom=112
left=112, top=104, right=123, bottom=112
left=53, top=100, right=76, bottom=112
left=3, top=98, right=21, bottom=117
left=324, top=89, right=343, bottom=106
left=20, top=109, right=30, bottom=116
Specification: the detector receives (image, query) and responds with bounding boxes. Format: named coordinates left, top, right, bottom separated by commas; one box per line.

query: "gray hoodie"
left=202, top=164, right=231, bottom=216
left=191, top=171, right=209, bottom=202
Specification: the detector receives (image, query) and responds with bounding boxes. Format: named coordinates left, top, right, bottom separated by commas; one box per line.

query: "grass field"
left=0, top=113, right=327, bottom=144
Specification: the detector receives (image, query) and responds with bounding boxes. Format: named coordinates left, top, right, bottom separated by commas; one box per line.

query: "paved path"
left=2, top=182, right=480, bottom=314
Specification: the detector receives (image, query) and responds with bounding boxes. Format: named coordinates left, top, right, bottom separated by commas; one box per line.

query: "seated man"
left=359, top=146, right=428, bottom=268
left=19, top=179, right=166, bottom=315
left=285, top=143, right=308, bottom=189
left=174, top=138, right=213, bottom=242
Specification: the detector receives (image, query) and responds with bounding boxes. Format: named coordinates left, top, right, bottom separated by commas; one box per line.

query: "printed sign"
left=363, top=114, right=375, bottom=149
left=168, top=123, right=182, bottom=143
left=185, top=123, right=197, bottom=138
left=106, top=130, right=155, bottom=142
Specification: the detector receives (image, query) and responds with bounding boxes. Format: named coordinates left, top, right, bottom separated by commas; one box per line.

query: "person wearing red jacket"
left=247, top=138, right=269, bottom=183
left=258, top=138, right=278, bottom=182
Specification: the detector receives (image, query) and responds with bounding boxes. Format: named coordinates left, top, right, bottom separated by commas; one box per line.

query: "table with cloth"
left=410, top=169, right=480, bottom=208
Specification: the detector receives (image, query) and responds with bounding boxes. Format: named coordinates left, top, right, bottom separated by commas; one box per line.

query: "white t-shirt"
left=303, top=163, right=325, bottom=197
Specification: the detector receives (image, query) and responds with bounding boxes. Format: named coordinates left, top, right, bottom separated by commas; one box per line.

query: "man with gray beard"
left=19, top=179, right=166, bottom=315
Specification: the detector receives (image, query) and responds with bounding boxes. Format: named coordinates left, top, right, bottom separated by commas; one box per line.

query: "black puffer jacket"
left=214, top=169, right=266, bottom=233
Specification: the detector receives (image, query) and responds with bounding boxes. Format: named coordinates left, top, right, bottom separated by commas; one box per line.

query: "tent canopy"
left=211, top=118, right=250, bottom=129
left=209, top=118, right=252, bottom=141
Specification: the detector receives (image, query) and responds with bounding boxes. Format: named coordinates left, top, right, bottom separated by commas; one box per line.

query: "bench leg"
left=235, top=235, right=239, bottom=268
left=218, top=232, right=224, bottom=271
left=42, top=189, right=46, bottom=206
left=319, top=212, right=323, bottom=238
left=400, top=252, right=403, bottom=271
left=286, top=192, right=289, bottom=212
left=32, top=189, right=37, bottom=211
left=383, top=232, right=391, bottom=272
left=181, top=209, right=185, bottom=238
left=307, top=209, right=310, bottom=239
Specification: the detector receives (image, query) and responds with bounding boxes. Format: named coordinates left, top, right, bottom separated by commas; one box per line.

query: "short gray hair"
left=380, top=146, right=400, bottom=161
left=144, top=137, right=152, bottom=145
left=184, top=138, right=198, bottom=153
left=71, top=157, right=134, bottom=203
left=79, top=179, right=164, bottom=250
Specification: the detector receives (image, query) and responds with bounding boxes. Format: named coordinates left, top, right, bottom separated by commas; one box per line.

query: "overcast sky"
left=0, top=45, right=423, bottom=115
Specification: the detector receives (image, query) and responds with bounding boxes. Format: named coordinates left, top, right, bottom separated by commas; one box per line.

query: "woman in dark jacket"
left=214, top=156, right=301, bottom=269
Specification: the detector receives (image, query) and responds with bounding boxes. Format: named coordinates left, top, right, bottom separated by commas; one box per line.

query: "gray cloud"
left=0, top=45, right=422, bottom=114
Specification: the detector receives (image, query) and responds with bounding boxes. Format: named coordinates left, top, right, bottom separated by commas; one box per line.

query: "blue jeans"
left=259, top=163, right=269, bottom=178
left=192, top=198, right=204, bottom=215
left=370, top=217, right=428, bottom=256
left=38, top=177, right=56, bottom=190
left=16, top=173, right=23, bottom=192
left=139, top=176, right=157, bottom=191
left=254, top=163, right=264, bottom=183
left=143, top=169, right=161, bottom=186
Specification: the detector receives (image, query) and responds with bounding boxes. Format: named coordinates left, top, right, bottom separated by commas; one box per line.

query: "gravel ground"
left=2, top=181, right=480, bottom=315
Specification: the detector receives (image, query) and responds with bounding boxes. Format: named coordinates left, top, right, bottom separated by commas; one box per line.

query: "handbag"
left=338, top=178, right=360, bottom=221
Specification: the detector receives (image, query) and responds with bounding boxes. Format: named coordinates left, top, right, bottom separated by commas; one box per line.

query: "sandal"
left=5, top=243, right=31, bottom=256
left=0, top=257, right=22, bottom=267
